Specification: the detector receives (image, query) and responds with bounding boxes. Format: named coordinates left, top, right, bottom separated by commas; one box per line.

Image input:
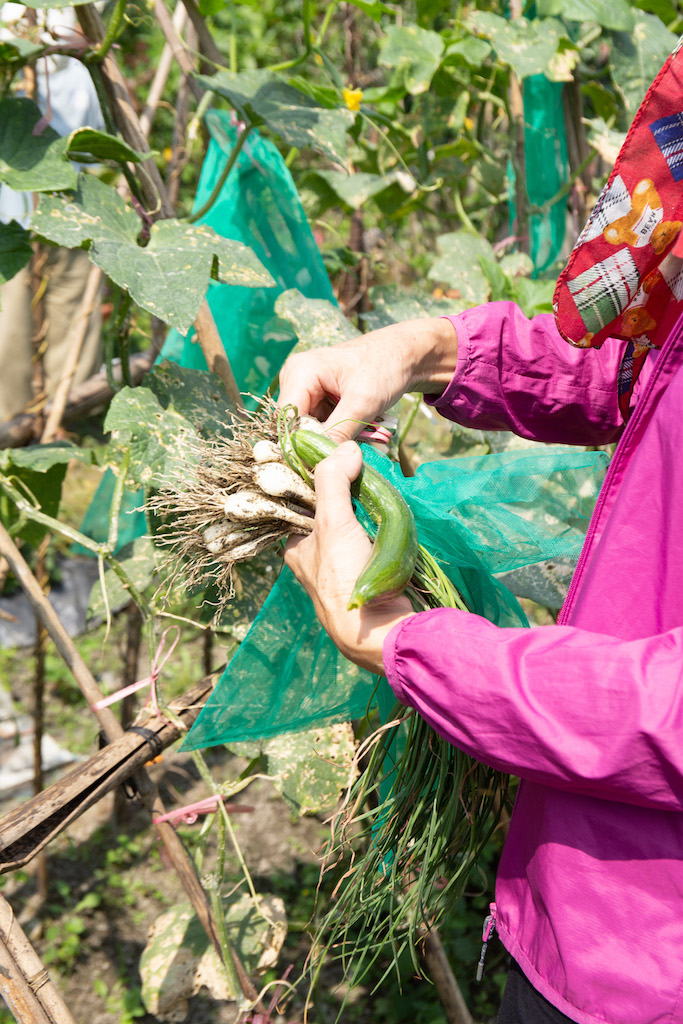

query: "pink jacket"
left=383, top=302, right=683, bottom=1024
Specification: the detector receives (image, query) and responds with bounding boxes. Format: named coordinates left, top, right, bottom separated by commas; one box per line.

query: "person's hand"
left=278, top=317, right=458, bottom=441
left=284, top=441, right=414, bottom=674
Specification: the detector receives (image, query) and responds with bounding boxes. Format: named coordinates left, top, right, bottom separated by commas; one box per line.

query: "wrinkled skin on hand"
left=278, top=317, right=458, bottom=441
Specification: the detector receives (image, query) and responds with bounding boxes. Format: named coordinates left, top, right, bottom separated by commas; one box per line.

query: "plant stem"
left=187, top=122, right=252, bottom=223
left=94, top=0, right=127, bottom=61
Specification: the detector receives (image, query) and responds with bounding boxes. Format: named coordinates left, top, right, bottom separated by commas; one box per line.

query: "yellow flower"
left=315, top=52, right=323, bottom=66
left=162, top=147, right=173, bottom=162
left=343, top=87, right=363, bottom=112
left=464, top=116, right=474, bottom=132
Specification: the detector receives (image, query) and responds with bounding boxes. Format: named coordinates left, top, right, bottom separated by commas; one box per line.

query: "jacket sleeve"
left=431, top=302, right=627, bottom=445
left=384, top=608, right=683, bottom=811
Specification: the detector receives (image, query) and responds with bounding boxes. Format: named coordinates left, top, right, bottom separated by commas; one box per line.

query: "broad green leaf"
left=343, top=0, right=395, bottom=21
left=445, top=36, right=492, bottom=66
left=140, top=891, right=286, bottom=1017
left=537, top=0, right=634, bottom=31
left=198, top=0, right=224, bottom=13
left=0, top=97, right=75, bottom=191
left=231, top=724, right=356, bottom=816
left=585, top=116, right=626, bottom=164
left=313, top=169, right=399, bottom=210
left=275, top=289, right=357, bottom=354
left=104, top=386, right=197, bottom=488
left=145, top=361, right=234, bottom=438
left=0, top=37, right=45, bottom=68
left=196, top=69, right=353, bottom=167
left=0, top=459, right=65, bottom=547
left=0, top=442, right=94, bottom=546
left=379, top=24, right=445, bottom=94
left=0, top=220, right=32, bottom=287
left=230, top=724, right=356, bottom=815
left=65, top=128, right=144, bottom=165
left=362, top=283, right=462, bottom=332
left=632, top=0, right=678, bottom=21
left=610, top=14, right=678, bottom=117
left=468, top=12, right=566, bottom=80
left=87, top=536, right=158, bottom=621
left=427, top=231, right=494, bottom=306
left=514, top=276, right=556, bottom=317
left=1, top=441, right=95, bottom=473
left=32, top=175, right=274, bottom=334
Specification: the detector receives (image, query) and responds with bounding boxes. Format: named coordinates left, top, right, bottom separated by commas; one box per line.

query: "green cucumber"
left=289, top=429, right=418, bottom=610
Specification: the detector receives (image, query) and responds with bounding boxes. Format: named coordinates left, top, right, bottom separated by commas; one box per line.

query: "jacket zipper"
left=558, top=316, right=683, bottom=625
left=476, top=902, right=497, bottom=981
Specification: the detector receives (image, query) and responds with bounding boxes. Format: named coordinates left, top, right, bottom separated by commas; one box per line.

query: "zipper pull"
left=476, top=902, right=496, bottom=982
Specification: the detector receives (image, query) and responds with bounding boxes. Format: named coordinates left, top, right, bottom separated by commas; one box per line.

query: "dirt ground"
left=0, top=745, right=335, bottom=1024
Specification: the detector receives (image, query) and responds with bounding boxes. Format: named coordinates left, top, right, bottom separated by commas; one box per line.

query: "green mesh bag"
left=181, top=444, right=608, bottom=750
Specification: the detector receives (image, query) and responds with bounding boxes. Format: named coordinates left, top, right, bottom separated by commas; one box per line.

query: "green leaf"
left=140, top=891, right=286, bottom=1016
left=379, top=24, right=445, bottom=94
left=427, top=231, right=495, bottom=306
left=312, top=169, right=399, bottom=210
left=362, top=284, right=460, bottom=332
left=2, top=441, right=94, bottom=473
left=231, top=724, right=356, bottom=816
left=32, top=175, right=274, bottom=334
left=196, top=69, right=353, bottom=167
left=0, top=443, right=94, bottom=545
left=343, top=0, right=395, bottom=21
left=0, top=97, right=75, bottom=191
left=275, top=289, right=357, bottom=353
left=445, top=36, right=492, bottom=66
left=65, top=128, right=144, bottom=165
left=145, top=361, right=234, bottom=438
left=104, top=386, right=198, bottom=488
left=0, top=220, right=32, bottom=288
left=610, top=14, right=678, bottom=118
left=467, top=12, right=566, bottom=80
left=537, top=0, right=634, bottom=31
left=87, top=537, right=158, bottom=621
left=514, top=276, right=556, bottom=317
left=198, top=0, right=224, bottom=13
left=0, top=37, right=46, bottom=69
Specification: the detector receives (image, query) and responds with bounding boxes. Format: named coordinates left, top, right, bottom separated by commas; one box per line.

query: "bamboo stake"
left=0, top=935, right=52, bottom=1024
left=0, top=521, right=123, bottom=743
left=508, top=0, right=528, bottom=253
left=40, top=265, right=102, bottom=444
left=139, top=2, right=187, bottom=138
left=152, top=0, right=203, bottom=102
left=422, top=927, right=474, bottom=1024
left=0, top=895, right=77, bottom=1024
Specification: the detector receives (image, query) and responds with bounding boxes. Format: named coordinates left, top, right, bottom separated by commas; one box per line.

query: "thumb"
left=313, top=441, right=363, bottom=531
left=322, top=395, right=383, bottom=443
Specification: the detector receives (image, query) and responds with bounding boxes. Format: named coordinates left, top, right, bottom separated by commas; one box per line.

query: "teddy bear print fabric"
left=554, top=38, right=683, bottom=419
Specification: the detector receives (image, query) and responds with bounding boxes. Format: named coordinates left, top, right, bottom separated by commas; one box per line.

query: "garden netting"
left=181, top=444, right=609, bottom=749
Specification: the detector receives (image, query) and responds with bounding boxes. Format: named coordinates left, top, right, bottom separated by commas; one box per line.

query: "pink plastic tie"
left=153, top=795, right=254, bottom=826
left=91, top=626, right=180, bottom=716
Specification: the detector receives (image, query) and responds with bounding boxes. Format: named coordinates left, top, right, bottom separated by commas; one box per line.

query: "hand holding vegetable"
left=278, top=317, right=458, bottom=441
left=284, top=441, right=414, bottom=674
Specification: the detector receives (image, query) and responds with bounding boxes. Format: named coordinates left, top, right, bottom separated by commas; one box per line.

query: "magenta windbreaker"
left=383, top=301, right=683, bottom=1024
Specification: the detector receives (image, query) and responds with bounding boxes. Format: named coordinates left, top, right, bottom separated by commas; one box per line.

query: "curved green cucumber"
left=289, top=429, right=418, bottom=609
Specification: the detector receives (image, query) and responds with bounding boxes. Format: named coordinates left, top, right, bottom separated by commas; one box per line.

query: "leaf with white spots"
left=196, top=69, right=354, bottom=168
left=427, top=231, right=494, bottom=307
left=104, top=386, right=198, bottom=488
left=379, top=24, right=445, bottom=94
left=275, top=289, right=357, bottom=353
left=32, top=175, right=274, bottom=334
left=467, top=12, right=567, bottom=80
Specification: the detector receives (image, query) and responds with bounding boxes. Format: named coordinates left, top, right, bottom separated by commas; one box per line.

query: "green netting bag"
left=159, top=112, right=336, bottom=398
left=181, top=444, right=608, bottom=750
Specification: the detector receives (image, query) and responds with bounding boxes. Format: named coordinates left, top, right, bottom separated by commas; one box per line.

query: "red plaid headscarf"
left=554, top=39, right=683, bottom=419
